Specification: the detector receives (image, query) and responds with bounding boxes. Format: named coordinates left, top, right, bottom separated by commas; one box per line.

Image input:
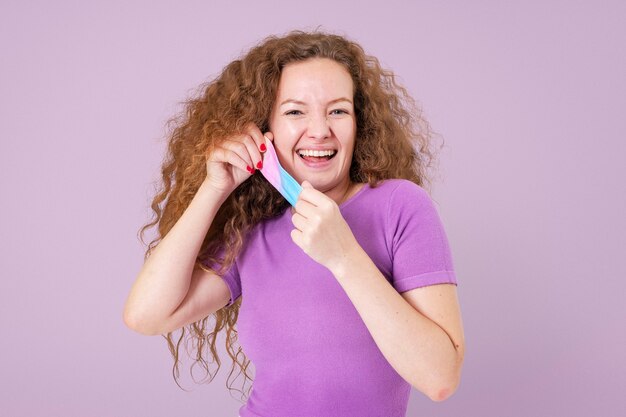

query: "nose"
left=306, top=113, right=331, bottom=140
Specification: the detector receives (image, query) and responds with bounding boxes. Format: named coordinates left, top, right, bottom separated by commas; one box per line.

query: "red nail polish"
left=260, top=143, right=267, bottom=152
left=246, top=165, right=254, bottom=173
left=256, top=161, right=263, bottom=169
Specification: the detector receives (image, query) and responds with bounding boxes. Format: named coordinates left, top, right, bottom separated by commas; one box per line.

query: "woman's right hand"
left=204, top=123, right=271, bottom=196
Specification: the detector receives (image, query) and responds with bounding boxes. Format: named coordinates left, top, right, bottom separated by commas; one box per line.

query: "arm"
left=124, top=125, right=269, bottom=335
left=290, top=180, right=465, bottom=401
left=123, top=181, right=229, bottom=335
left=330, top=246, right=465, bottom=402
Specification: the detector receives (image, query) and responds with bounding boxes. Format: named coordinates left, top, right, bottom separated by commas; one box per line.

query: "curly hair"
left=138, top=28, right=442, bottom=401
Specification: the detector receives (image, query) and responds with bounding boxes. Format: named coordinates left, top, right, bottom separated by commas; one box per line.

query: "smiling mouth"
left=297, top=150, right=338, bottom=162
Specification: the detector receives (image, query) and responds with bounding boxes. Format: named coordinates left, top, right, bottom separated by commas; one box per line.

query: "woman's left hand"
left=290, top=180, right=360, bottom=272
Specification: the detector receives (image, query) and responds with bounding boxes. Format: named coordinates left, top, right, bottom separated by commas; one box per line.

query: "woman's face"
left=268, top=58, right=356, bottom=193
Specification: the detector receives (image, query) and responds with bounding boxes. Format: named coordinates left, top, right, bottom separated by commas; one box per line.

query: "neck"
left=327, top=179, right=356, bottom=206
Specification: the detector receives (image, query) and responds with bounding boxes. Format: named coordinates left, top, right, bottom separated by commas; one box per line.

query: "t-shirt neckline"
left=339, top=182, right=369, bottom=210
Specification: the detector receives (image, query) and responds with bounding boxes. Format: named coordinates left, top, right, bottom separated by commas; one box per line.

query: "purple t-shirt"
left=206, top=179, right=458, bottom=417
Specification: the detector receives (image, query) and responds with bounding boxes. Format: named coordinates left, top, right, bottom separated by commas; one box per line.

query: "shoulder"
left=348, top=179, right=433, bottom=215
left=370, top=178, right=426, bottom=193
left=379, top=180, right=443, bottom=233
left=371, top=179, right=431, bottom=206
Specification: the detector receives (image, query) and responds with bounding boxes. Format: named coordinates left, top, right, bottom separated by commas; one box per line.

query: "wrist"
left=195, top=181, right=230, bottom=206
left=328, top=241, right=366, bottom=280
left=198, top=180, right=231, bottom=203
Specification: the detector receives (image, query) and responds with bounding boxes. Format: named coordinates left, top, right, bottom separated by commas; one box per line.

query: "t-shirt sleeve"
left=386, top=180, right=458, bottom=292
left=201, top=249, right=242, bottom=307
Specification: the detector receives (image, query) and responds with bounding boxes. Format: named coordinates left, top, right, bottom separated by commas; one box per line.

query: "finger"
left=293, top=198, right=316, bottom=219
left=222, top=138, right=254, bottom=172
left=238, top=133, right=264, bottom=170
left=246, top=123, right=267, bottom=161
left=298, top=186, right=328, bottom=208
left=291, top=211, right=307, bottom=232
left=290, top=228, right=303, bottom=247
left=263, top=131, right=274, bottom=150
left=210, top=145, right=253, bottom=175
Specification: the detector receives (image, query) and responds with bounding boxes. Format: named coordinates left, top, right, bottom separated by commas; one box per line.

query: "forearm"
left=330, top=245, right=461, bottom=401
left=124, top=181, right=228, bottom=331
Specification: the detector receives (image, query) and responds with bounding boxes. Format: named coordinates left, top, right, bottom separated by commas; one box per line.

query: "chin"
left=309, top=179, right=338, bottom=191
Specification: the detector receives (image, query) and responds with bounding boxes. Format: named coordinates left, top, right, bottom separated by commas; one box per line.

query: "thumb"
left=302, top=180, right=313, bottom=188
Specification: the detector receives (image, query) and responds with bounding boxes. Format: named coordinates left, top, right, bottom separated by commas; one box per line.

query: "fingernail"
left=260, top=143, right=267, bottom=152
left=256, top=161, right=263, bottom=169
left=246, top=165, right=254, bottom=173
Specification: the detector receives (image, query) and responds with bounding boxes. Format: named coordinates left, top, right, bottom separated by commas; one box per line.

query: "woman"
left=124, top=30, right=465, bottom=416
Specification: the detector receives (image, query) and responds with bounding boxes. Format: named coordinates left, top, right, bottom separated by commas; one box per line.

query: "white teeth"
left=298, top=149, right=337, bottom=157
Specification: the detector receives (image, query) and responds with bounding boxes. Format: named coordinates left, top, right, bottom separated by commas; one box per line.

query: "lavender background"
left=1, top=1, right=625, bottom=416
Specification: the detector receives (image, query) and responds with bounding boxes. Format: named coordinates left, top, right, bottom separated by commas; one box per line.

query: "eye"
left=330, top=109, right=349, bottom=115
left=285, top=110, right=303, bottom=115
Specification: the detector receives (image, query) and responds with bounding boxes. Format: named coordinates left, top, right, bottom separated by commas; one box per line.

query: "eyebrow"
left=279, top=97, right=353, bottom=107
